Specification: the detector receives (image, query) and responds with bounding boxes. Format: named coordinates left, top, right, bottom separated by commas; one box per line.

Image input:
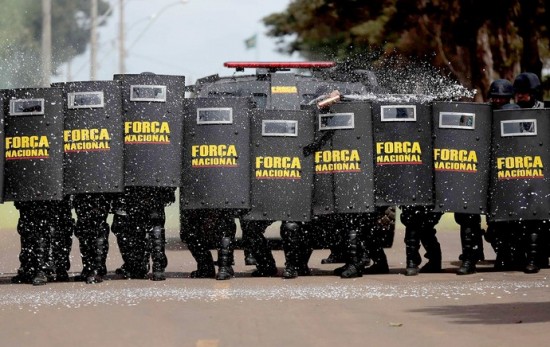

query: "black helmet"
left=488, top=79, right=514, bottom=98
left=513, top=72, right=542, bottom=98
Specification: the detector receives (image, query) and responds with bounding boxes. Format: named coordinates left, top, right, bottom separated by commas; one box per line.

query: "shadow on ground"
left=410, top=301, right=550, bottom=324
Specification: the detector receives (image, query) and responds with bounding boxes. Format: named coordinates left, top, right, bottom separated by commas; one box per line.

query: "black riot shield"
left=432, top=102, right=492, bottom=214
left=180, top=97, right=252, bottom=210
left=312, top=101, right=375, bottom=215
left=489, top=108, right=550, bottom=222
left=3, top=88, right=64, bottom=201
left=55, top=81, right=124, bottom=194
left=372, top=101, right=434, bottom=206
left=244, top=109, right=315, bottom=221
left=114, top=73, right=184, bottom=187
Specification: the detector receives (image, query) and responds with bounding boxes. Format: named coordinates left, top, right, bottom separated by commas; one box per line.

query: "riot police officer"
left=510, top=72, right=546, bottom=273
left=450, top=80, right=517, bottom=275
left=514, top=72, right=544, bottom=109
left=488, top=79, right=516, bottom=109
left=483, top=79, right=517, bottom=271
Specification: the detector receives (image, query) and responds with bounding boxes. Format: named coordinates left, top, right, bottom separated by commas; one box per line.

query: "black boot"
left=189, top=249, right=216, bottom=278
left=363, top=245, right=389, bottom=275
left=281, top=222, right=303, bottom=279
left=150, top=225, right=168, bottom=281
left=216, top=237, right=234, bottom=280
left=457, top=225, right=479, bottom=275
left=525, top=231, right=540, bottom=274
left=363, top=223, right=389, bottom=275
left=340, top=230, right=363, bottom=278
left=98, top=222, right=110, bottom=276
left=186, top=230, right=215, bottom=279
left=420, top=228, right=442, bottom=273
left=404, top=228, right=421, bottom=276
left=32, top=236, right=49, bottom=286
left=112, top=213, right=133, bottom=277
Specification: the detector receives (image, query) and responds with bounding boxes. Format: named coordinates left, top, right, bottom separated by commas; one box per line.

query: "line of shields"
left=0, top=74, right=549, bottom=227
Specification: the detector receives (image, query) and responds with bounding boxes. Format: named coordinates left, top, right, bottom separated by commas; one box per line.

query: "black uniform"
left=49, top=197, right=76, bottom=281
left=240, top=220, right=278, bottom=277
left=181, top=209, right=237, bottom=280
left=400, top=206, right=443, bottom=276
left=113, top=187, right=174, bottom=281
left=280, top=214, right=375, bottom=279
left=455, top=213, right=484, bottom=274
left=12, top=199, right=74, bottom=285
left=73, top=194, right=111, bottom=283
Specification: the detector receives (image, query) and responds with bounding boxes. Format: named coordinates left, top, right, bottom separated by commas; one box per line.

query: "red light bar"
left=224, top=61, right=336, bottom=69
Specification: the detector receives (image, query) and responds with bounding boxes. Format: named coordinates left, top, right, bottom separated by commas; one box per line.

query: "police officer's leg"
left=73, top=195, right=109, bottom=284
left=112, top=212, right=132, bottom=276
left=455, top=213, right=481, bottom=275
left=96, top=220, right=110, bottom=277
left=148, top=207, right=168, bottom=281
left=12, top=204, right=36, bottom=284
left=241, top=224, right=257, bottom=266
left=418, top=211, right=443, bottom=273
left=129, top=215, right=149, bottom=279
left=508, top=221, right=527, bottom=270
left=363, top=210, right=390, bottom=275
left=488, top=221, right=513, bottom=270
left=339, top=216, right=365, bottom=278
left=524, top=220, right=541, bottom=274
left=241, top=220, right=277, bottom=277
left=31, top=205, right=52, bottom=286
left=401, top=206, right=423, bottom=276
left=50, top=198, right=75, bottom=281
left=181, top=210, right=215, bottom=278
left=281, top=221, right=303, bottom=279
left=321, top=225, right=347, bottom=265
left=216, top=213, right=237, bottom=280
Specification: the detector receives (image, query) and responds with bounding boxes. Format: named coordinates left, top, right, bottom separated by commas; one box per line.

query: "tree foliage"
left=0, top=0, right=111, bottom=88
left=264, top=0, right=549, bottom=100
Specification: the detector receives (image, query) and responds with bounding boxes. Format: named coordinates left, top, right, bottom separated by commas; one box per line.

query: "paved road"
left=0, top=223, right=548, bottom=347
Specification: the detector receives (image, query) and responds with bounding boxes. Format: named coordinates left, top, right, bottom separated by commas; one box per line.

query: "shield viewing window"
left=262, top=120, right=298, bottom=137
left=381, top=105, right=416, bottom=122
left=439, top=112, right=475, bottom=129
left=68, top=91, right=104, bottom=109
left=197, top=108, right=233, bottom=124
left=319, top=113, right=355, bottom=130
left=130, top=85, right=166, bottom=102
left=501, top=119, right=537, bottom=137
left=9, top=99, right=45, bottom=116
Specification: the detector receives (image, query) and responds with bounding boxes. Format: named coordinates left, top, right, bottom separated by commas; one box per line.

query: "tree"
left=264, top=0, right=549, bottom=100
left=0, top=0, right=111, bottom=89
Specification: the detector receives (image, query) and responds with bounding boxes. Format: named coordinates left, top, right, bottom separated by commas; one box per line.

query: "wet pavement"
left=0, top=223, right=549, bottom=347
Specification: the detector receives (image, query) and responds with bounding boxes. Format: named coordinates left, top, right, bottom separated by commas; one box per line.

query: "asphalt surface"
left=0, top=222, right=549, bottom=347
